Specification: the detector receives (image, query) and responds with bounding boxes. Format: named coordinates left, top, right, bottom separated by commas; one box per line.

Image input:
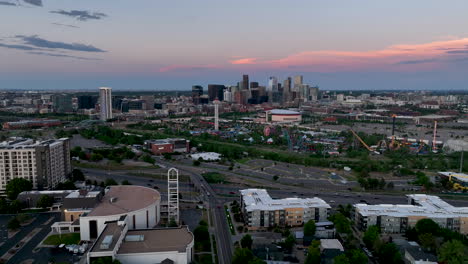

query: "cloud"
left=159, top=64, right=217, bottom=73
left=0, top=42, right=40, bottom=51
left=27, top=51, right=101, bottom=60
left=15, top=35, right=106, bottom=52
left=22, top=0, right=42, bottom=6
left=397, top=58, right=438, bottom=65
left=0, top=1, right=16, bottom=6
left=50, top=10, right=107, bottom=21
left=51, top=23, right=80, bottom=29
left=229, top=57, right=257, bottom=65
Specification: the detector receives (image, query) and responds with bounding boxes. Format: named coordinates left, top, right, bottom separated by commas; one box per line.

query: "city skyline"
left=1, top=0, right=468, bottom=90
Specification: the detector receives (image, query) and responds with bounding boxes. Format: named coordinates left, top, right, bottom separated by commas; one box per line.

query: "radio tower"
left=214, top=99, right=220, bottom=131
left=167, top=168, right=179, bottom=225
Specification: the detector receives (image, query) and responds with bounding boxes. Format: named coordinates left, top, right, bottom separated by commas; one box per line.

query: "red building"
left=144, top=138, right=190, bottom=155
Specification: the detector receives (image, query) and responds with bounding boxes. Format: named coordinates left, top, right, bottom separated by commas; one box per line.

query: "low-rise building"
left=266, top=109, right=302, bottom=124
left=144, top=138, right=189, bottom=155
left=2, top=119, right=62, bottom=130
left=354, top=194, right=468, bottom=234
left=240, top=189, right=330, bottom=230
left=87, top=218, right=194, bottom=264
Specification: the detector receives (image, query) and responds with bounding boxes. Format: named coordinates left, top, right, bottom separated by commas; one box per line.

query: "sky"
left=1, top=0, right=468, bottom=91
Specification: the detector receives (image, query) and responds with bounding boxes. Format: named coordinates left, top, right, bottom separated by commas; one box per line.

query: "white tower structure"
left=214, top=99, right=220, bottom=131
left=167, top=168, right=179, bottom=224
left=99, top=87, right=113, bottom=121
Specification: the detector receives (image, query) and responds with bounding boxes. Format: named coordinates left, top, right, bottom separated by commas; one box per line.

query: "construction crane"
left=349, top=129, right=379, bottom=154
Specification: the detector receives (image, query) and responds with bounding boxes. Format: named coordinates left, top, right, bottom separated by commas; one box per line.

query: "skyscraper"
left=99, top=87, right=113, bottom=121
left=208, top=84, right=225, bottom=101
left=242, top=75, right=249, bottom=90
left=293, top=75, right=303, bottom=89
left=267, top=77, right=278, bottom=92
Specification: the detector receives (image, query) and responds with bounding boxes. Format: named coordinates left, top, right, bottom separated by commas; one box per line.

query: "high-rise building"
left=242, top=75, right=249, bottom=90
left=52, top=94, right=73, bottom=113
left=267, top=77, right=278, bottom=92
left=294, top=75, right=303, bottom=89
left=0, top=138, right=71, bottom=192
left=140, top=95, right=155, bottom=110
left=192, top=85, right=203, bottom=105
left=250, top=82, right=259, bottom=89
left=207, top=84, right=225, bottom=101
left=99, top=87, right=113, bottom=121
left=77, top=95, right=98, bottom=109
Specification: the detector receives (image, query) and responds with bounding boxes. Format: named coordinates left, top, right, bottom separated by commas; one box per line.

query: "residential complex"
left=0, top=138, right=71, bottom=192
left=354, top=194, right=468, bottom=234
left=240, top=189, right=331, bottom=230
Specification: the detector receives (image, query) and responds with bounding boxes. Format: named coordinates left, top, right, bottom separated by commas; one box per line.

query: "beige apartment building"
left=0, top=137, right=71, bottom=192
left=354, top=194, right=468, bottom=234
left=240, top=189, right=330, bottom=230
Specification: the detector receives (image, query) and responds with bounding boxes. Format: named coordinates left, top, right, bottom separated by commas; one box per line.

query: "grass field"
left=43, top=233, right=80, bottom=245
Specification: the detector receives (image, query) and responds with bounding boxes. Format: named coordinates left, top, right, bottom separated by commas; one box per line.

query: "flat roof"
left=320, top=239, right=344, bottom=251
left=269, top=109, right=300, bottom=115
left=355, top=194, right=468, bottom=218
left=90, top=221, right=125, bottom=253
left=240, top=189, right=330, bottom=211
left=118, top=227, right=193, bottom=254
left=87, top=186, right=160, bottom=217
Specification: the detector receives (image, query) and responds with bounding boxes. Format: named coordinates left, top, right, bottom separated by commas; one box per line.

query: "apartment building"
left=354, top=194, right=468, bottom=234
left=240, top=189, right=330, bottom=230
left=0, top=138, right=71, bottom=192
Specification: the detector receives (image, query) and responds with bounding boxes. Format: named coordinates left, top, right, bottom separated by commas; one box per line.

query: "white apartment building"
left=99, top=87, right=112, bottom=121
left=240, top=189, right=330, bottom=230
left=0, top=138, right=71, bottom=192
left=354, top=194, right=468, bottom=234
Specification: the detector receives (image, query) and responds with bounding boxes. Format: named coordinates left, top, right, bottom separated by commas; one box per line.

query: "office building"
left=207, top=84, right=225, bottom=101
left=52, top=94, right=74, bottom=113
left=242, top=75, right=249, bottom=90
left=354, top=194, right=468, bottom=234
left=293, top=75, right=303, bottom=89
left=240, top=189, right=330, bottom=230
left=0, top=138, right=71, bottom=192
left=267, top=77, right=278, bottom=92
left=78, top=95, right=98, bottom=109
left=250, top=82, right=259, bottom=89
left=192, top=85, right=203, bottom=104
left=140, top=95, right=155, bottom=110
left=99, top=87, right=113, bottom=121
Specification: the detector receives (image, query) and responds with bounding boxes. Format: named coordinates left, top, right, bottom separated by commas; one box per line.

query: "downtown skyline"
left=1, top=0, right=468, bottom=90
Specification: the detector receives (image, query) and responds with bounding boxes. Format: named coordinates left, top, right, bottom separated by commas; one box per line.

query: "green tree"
left=7, top=217, right=20, bottom=230
left=9, top=200, right=24, bottom=213
left=333, top=254, right=350, bottom=264
left=91, top=257, right=122, bottom=264
left=105, top=178, right=118, bottom=186
left=378, top=243, right=403, bottom=264
left=438, top=240, right=468, bottom=264
left=284, top=234, right=296, bottom=251
left=193, top=160, right=201, bottom=166
left=304, top=220, right=316, bottom=237
left=6, top=178, right=33, bottom=200
left=36, top=195, right=54, bottom=209
left=329, top=213, right=351, bottom=234
left=418, top=233, right=436, bottom=251
left=72, top=169, right=85, bottom=182
left=304, top=242, right=321, bottom=264
left=55, top=181, right=77, bottom=190
left=415, top=218, right=440, bottom=235
left=241, top=234, right=253, bottom=249
left=363, top=225, right=380, bottom=250
left=121, top=180, right=132, bottom=185
left=232, top=248, right=265, bottom=264
left=347, top=249, right=368, bottom=264
left=168, top=218, right=178, bottom=227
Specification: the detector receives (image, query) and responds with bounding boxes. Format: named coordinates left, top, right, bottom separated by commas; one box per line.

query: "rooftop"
left=90, top=221, right=126, bottom=253
left=87, top=185, right=160, bottom=217
left=320, top=239, right=344, bottom=251
left=438, top=171, right=468, bottom=183
left=240, top=189, right=330, bottom=211
left=269, top=109, right=300, bottom=115
left=355, top=194, right=468, bottom=218
left=118, top=227, right=193, bottom=254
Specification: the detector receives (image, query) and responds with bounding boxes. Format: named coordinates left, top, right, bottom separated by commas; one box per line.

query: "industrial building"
left=354, top=194, right=468, bottom=234
left=240, top=189, right=330, bottom=230
left=2, top=119, right=62, bottom=130
left=0, top=138, right=71, bottom=192
left=144, top=138, right=190, bottom=155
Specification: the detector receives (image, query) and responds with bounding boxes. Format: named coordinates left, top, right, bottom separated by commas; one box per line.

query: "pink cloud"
left=226, top=38, right=468, bottom=72
left=229, top=57, right=257, bottom=65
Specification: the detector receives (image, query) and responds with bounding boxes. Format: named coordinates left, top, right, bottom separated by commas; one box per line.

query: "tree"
left=36, top=195, right=54, bottom=209
left=284, top=234, right=296, bottom=251
left=329, top=213, right=351, bottom=234
left=7, top=217, right=20, bottom=230
left=273, top=175, right=279, bottom=181
left=363, top=225, right=380, bottom=250
left=6, top=178, right=32, bottom=200
left=438, top=240, right=468, bottom=264
left=415, top=218, right=440, bottom=235
left=241, top=234, right=253, bottom=249
left=232, top=248, right=263, bottom=264
left=72, top=169, right=85, bottom=182
left=55, top=181, right=77, bottom=190
left=193, top=160, right=201, bottom=166
left=333, top=254, right=350, bottom=264
left=418, top=233, right=436, bottom=251
left=304, top=243, right=321, bottom=264
left=168, top=219, right=178, bottom=227
left=121, top=180, right=132, bottom=185
left=378, top=243, right=403, bottom=264
left=304, top=220, right=316, bottom=237
left=347, top=249, right=368, bottom=264
left=91, top=257, right=122, bottom=264
left=104, top=178, right=118, bottom=186
left=9, top=200, right=24, bottom=213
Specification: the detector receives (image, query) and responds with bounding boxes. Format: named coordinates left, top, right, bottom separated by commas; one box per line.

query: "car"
left=229, top=191, right=236, bottom=194
left=374, top=197, right=379, bottom=199
left=149, top=179, right=154, bottom=182
left=153, top=186, right=159, bottom=189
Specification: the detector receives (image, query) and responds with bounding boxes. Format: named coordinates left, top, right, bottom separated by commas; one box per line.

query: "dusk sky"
left=1, top=0, right=468, bottom=90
